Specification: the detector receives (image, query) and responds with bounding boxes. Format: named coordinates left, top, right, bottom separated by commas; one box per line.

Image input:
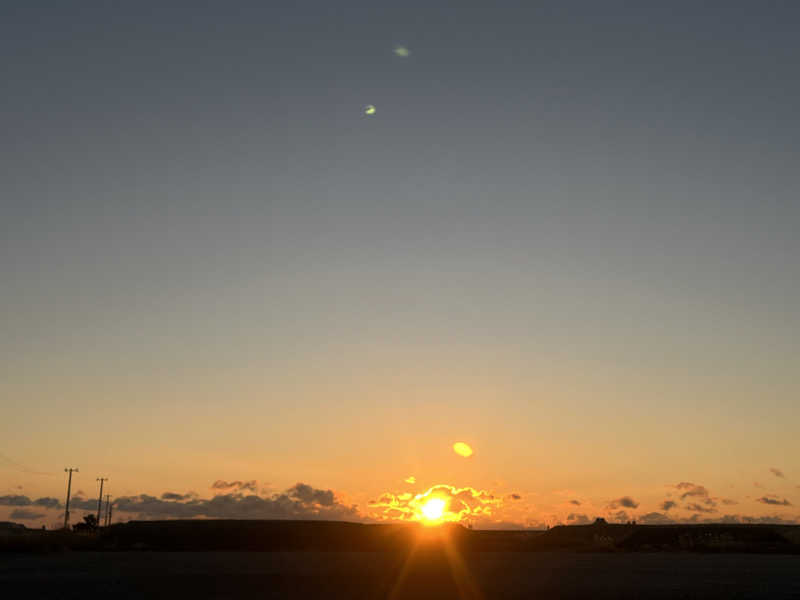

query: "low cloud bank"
left=114, top=483, right=359, bottom=521
left=1, top=483, right=359, bottom=522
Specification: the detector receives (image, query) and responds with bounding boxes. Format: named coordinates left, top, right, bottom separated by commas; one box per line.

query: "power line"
left=63, top=468, right=78, bottom=530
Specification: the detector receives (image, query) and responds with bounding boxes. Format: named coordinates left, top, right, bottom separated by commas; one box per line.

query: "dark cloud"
left=161, top=492, right=195, bottom=501
left=675, top=482, right=710, bottom=500
left=569, top=499, right=581, bottom=506
left=67, top=496, right=99, bottom=511
left=660, top=500, right=677, bottom=511
left=685, top=502, right=716, bottom=513
left=33, top=497, right=60, bottom=509
left=9, top=508, right=45, bottom=520
left=757, top=496, right=792, bottom=506
left=508, top=493, right=521, bottom=500
left=113, top=483, right=359, bottom=521
left=607, top=496, right=639, bottom=509
left=211, top=480, right=258, bottom=494
left=720, top=498, right=738, bottom=506
left=769, top=468, right=785, bottom=479
left=740, top=515, right=797, bottom=524
left=639, top=512, right=674, bottom=525
left=0, top=495, right=64, bottom=510
left=671, top=482, right=718, bottom=510
left=565, top=513, right=591, bottom=525
left=0, top=495, right=31, bottom=506
left=288, top=483, right=334, bottom=506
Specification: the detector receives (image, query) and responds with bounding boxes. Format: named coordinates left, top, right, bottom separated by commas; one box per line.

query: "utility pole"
left=104, top=494, right=112, bottom=527
left=63, top=467, right=79, bottom=530
left=96, top=478, right=108, bottom=524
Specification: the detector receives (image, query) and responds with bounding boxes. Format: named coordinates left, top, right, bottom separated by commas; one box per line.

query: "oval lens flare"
left=453, top=442, right=474, bottom=458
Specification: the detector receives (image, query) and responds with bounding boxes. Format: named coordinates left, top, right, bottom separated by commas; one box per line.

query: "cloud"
left=769, top=468, right=785, bottom=479
left=9, top=508, right=45, bottom=520
left=675, top=482, right=710, bottom=500
left=508, top=493, right=521, bottom=500
left=639, top=512, right=674, bottom=525
left=607, top=496, right=639, bottom=510
left=404, top=476, right=416, bottom=484
left=756, top=496, right=792, bottom=506
left=685, top=502, right=716, bottom=513
left=565, top=513, right=592, bottom=525
left=569, top=499, right=581, bottom=506
left=113, top=483, right=359, bottom=521
left=720, top=498, right=738, bottom=506
left=739, top=515, right=797, bottom=524
left=210, top=480, right=258, bottom=494
left=66, top=495, right=99, bottom=511
left=660, top=500, right=677, bottom=511
left=0, top=495, right=65, bottom=512
left=288, top=483, right=334, bottom=506
left=0, top=495, right=31, bottom=506
left=670, top=482, right=719, bottom=511
left=161, top=492, right=195, bottom=501
left=369, top=484, right=500, bottom=523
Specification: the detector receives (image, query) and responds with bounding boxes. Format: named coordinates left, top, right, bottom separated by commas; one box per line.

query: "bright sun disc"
left=421, top=497, right=446, bottom=522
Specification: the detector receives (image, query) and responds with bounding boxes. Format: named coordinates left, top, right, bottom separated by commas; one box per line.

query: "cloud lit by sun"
left=370, top=484, right=500, bottom=525
left=404, top=476, right=416, bottom=484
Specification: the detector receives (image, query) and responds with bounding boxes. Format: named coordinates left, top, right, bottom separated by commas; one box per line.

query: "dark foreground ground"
left=3, top=550, right=800, bottom=599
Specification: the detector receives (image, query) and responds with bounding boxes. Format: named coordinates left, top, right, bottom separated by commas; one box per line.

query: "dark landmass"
left=3, top=521, right=800, bottom=598
left=2, top=519, right=799, bottom=553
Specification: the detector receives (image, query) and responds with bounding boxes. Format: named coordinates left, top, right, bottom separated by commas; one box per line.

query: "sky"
left=1, top=0, right=799, bottom=528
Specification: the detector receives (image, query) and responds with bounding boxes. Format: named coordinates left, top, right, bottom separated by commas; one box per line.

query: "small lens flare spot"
left=393, top=45, right=410, bottom=57
left=364, top=104, right=376, bottom=116
left=453, top=442, right=473, bottom=458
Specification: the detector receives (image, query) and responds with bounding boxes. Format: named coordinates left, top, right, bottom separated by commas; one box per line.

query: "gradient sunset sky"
left=2, top=1, right=798, bottom=527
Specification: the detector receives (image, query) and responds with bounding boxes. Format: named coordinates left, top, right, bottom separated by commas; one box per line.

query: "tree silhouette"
left=73, top=513, right=98, bottom=532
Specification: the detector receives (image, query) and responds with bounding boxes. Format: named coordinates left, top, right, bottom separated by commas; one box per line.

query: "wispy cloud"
left=565, top=513, right=591, bottom=525
left=210, top=480, right=257, bottom=494
left=757, top=496, right=792, bottom=506
left=607, top=496, right=639, bottom=510
left=769, top=468, right=785, bottom=479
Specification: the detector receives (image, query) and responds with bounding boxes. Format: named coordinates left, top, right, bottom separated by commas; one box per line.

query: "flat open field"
left=2, top=551, right=800, bottom=599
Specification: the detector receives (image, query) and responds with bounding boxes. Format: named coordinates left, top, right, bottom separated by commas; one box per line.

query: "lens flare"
left=452, top=442, right=473, bottom=458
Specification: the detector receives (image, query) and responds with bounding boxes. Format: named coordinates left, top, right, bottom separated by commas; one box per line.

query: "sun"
left=420, top=497, right=446, bottom=523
